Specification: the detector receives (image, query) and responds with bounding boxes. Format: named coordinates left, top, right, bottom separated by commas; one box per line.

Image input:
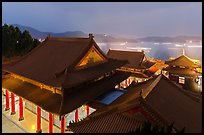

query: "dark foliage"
left=2, top=23, right=40, bottom=58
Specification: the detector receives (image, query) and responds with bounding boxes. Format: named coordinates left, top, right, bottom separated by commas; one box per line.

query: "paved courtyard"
left=2, top=114, right=26, bottom=133
left=2, top=94, right=94, bottom=133
left=2, top=103, right=63, bottom=133
left=2, top=90, right=95, bottom=133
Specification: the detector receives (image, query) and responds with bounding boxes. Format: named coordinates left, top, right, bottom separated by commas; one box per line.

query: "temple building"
left=107, top=49, right=156, bottom=88
left=163, top=54, right=202, bottom=92
left=68, top=74, right=202, bottom=133
left=2, top=34, right=130, bottom=133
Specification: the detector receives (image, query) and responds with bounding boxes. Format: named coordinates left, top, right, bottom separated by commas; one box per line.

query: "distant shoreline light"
left=162, top=42, right=172, bottom=45
left=126, top=47, right=151, bottom=50
left=187, top=45, right=202, bottom=48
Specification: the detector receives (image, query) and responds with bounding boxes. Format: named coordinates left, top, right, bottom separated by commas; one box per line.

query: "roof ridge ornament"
left=182, top=48, right=185, bottom=56
left=89, top=33, right=94, bottom=39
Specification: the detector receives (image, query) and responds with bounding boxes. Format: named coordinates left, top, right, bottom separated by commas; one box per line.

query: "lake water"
left=98, top=42, right=202, bottom=63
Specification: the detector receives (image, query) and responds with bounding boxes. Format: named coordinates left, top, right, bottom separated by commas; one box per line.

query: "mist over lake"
left=98, top=42, right=202, bottom=62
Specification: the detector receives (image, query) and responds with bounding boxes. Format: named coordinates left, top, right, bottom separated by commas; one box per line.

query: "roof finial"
left=182, top=48, right=185, bottom=55
left=182, top=44, right=185, bottom=55
left=89, top=33, right=94, bottom=39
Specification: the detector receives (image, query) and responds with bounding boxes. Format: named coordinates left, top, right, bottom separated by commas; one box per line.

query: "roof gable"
left=76, top=44, right=107, bottom=68
left=3, top=36, right=94, bottom=87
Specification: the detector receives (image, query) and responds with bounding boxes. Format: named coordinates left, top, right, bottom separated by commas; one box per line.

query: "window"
left=179, top=77, right=185, bottom=84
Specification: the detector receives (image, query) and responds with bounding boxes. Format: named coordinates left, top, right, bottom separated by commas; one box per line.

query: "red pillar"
left=19, top=97, right=24, bottom=121
left=36, top=107, right=42, bottom=133
left=5, top=90, right=10, bottom=111
left=11, top=93, right=16, bottom=115
left=60, top=116, right=65, bottom=133
left=128, top=79, right=131, bottom=85
left=75, top=109, right=79, bottom=122
left=125, top=79, right=128, bottom=87
left=49, top=113, right=53, bottom=133
left=87, top=106, right=90, bottom=117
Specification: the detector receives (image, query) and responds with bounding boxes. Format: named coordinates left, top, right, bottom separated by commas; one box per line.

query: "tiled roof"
left=68, top=112, right=143, bottom=133
left=165, top=55, right=201, bottom=68
left=2, top=71, right=130, bottom=115
left=144, top=75, right=202, bottom=133
left=2, top=35, right=109, bottom=87
left=163, top=66, right=201, bottom=77
left=68, top=74, right=202, bottom=133
left=107, top=49, right=145, bottom=69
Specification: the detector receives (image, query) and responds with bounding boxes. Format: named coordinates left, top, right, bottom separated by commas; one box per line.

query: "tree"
left=2, top=23, right=40, bottom=58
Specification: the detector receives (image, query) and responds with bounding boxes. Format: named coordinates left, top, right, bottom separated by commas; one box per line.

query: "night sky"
left=2, top=2, right=202, bottom=38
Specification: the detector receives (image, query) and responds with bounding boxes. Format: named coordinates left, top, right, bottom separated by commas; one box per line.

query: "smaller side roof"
left=163, top=66, right=201, bottom=77
left=68, top=112, right=143, bottom=133
left=107, top=49, right=145, bottom=69
left=165, top=55, right=201, bottom=68
left=141, top=61, right=156, bottom=69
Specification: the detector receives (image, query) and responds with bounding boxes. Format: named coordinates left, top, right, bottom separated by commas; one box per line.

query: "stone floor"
left=2, top=114, right=26, bottom=133
left=2, top=104, right=70, bottom=133
left=2, top=93, right=95, bottom=133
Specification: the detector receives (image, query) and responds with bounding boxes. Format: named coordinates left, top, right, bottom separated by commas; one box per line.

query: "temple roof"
left=141, top=61, right=156, bottom=69
left=144, top=75, right=202, bottom=133
left=163, top=66, right=201, bottom=77
left=107, top=50, right=145, bottom=69
left=2, top=34, right=131, bottom=116
left=68, top=112, right=144, bottom=133
left=68, top=74, right=202, bottom=133
left=107, top=49, right=156, bottom=70
left=165, top=55, right=201, bottom=68
left=62, top=59, right=127, bottom=89
left=2, top=35, right=109, bottom=87
left=2, top=71, right=130, bottom=115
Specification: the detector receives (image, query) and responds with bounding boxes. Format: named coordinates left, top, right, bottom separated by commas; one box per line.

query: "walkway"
left=2, top=114, right=26, bottom=133
left=2, top=104, right=72, bottom=133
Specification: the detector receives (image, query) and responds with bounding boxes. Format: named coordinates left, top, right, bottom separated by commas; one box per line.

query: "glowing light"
left=82, top=105, right=87, bottom=112
left=126, top=47, right=151, bottom=50
left=31, top=125, right=35, bottom=130
left=175, top=44, right=184, bottom=47
left=162, top=42, right=172, bottom=45
left=168, top=48, right=180, bottom=50
left=120, top=43, right=126, bottom=46
left=120, top=41, right=128, bottom=46
left=187, top=45, right=202, bottom=48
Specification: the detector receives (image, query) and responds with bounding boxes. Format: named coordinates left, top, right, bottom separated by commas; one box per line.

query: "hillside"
left=12, top=24, right=201, bottom=43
